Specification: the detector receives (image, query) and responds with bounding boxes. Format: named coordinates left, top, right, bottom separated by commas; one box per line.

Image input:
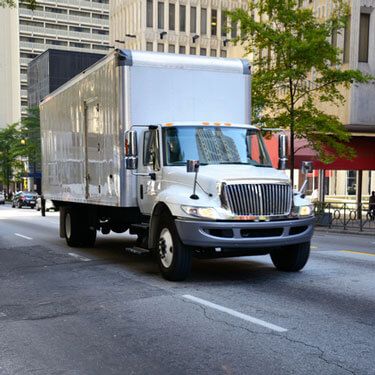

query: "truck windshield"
left=162, top=126, right=272, bottom=167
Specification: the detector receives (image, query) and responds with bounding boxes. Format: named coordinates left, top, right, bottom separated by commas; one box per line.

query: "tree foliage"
left=229, top=0, right=372, bottom=184
left=0, top=124, right=24, bottom=194
left=0, top=0, right=37, bottom=10
left=0, top=107, right=41, bottom=193
left=19, top=106, right=41, bottom=170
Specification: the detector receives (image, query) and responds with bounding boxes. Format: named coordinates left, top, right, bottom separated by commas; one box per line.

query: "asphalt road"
left=0, top=204, right=374, bottom=375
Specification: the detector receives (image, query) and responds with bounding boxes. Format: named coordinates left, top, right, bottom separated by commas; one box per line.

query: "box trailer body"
left=41, top=50, right=250, bottom=208
left=40, top=50, right=314, bottom=281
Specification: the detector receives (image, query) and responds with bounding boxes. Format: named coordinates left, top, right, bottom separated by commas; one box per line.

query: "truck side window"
left=143, top=130, right=160, bottom=170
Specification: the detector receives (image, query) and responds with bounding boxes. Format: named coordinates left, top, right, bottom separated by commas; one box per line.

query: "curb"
left=314, top=226, right=375, bottom=236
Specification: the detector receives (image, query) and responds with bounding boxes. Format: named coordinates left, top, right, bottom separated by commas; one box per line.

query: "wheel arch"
left=148, top=202, right=173, bottom=250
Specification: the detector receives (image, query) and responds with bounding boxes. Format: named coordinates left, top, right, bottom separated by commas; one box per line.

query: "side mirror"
left=125, top=130, right=138, bottom=170
left=126, top=157, right=138, bottom=170
left=125, top=130, right=138, bottom=157
left=301, top=161, right=313, bottom=175
left=278, top=134, right=288, bottom=170
left=187, top=160, right=200, bottom=173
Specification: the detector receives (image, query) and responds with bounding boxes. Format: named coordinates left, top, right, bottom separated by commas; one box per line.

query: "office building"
left=110, top=0, right=247, bottom=58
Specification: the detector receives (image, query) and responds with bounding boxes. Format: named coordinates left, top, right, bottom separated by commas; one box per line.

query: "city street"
left=0, top=204, right=374, bottom=375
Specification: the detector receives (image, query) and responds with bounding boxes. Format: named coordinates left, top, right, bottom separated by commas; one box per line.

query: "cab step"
left=125, top=246, right=150, bottom=256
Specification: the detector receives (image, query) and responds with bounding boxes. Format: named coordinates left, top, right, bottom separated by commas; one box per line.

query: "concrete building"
left=110, top=0, right=247, bottom=58
left=0, top=7, right=21, bottom=128
left=0, top=0, right=111, bottom=121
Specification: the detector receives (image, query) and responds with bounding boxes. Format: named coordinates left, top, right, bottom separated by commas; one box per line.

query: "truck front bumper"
left=175, top=217, right=315, bottom=249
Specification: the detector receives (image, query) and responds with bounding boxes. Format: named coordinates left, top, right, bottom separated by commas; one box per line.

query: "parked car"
left=0, top=192, right=5, bottom=204
left=36, top=197, right=57, bottom=212
left=11, top=192, right=38, bottom=209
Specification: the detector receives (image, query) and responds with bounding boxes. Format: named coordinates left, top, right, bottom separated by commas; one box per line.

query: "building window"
left=158, top=2, right=164, bottom=29
left=231, top=19, right=237, bottom=39
left=46, top=23, right=67, bottom=30
left=146, top=42, right=153, bottom=51
left=180, top=5, right=186, bottom=32
left=179, top=45, right=186, bottom=54
left=201, top=8, right=207, bottom=35
left=46, top=39, right=68, bottom=46
left=221, top=11, right=227, bottom=37
left=211, top=9, right=217, bottom=36
left=343, top=20, right=350, bottom=63
left=190, top=6, right=196, bottom=33
left=200, top=47, right=206, bottom=56
left=169, top=3, right=175, bottom=30
left=190, top=47, right=196, bottom=55
left=157, top=43, right=164, bottom=52
left=359, top=13, right=370, bottom=63
left=347, top=171, right=356, bottom=195
left=168, top=44, right=175, bottom=53
left=147, top=0, right=153, bottom=28
left=210, top=49, right=217, bottom=57
left=220, top=50, right=227, bottom=58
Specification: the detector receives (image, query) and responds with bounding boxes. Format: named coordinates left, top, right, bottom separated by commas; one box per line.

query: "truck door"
left=137, top=128, right=162, bottom=214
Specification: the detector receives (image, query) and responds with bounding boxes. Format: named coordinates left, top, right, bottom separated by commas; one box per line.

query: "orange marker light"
left=165, top=122, right=174, bottom=127
left=214, top=122, right=221, bottom=126
left=202, top=121, right=210, bottom=126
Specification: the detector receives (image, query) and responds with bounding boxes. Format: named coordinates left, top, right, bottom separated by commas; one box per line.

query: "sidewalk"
left=314, top=224, right=375, bottom=236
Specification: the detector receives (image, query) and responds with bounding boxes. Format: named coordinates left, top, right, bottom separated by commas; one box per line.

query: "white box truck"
left=40, top=50, right=315, bottom=281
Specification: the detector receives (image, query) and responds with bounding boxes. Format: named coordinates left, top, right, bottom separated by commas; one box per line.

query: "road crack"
left=182, top=298, right=357, bottom=375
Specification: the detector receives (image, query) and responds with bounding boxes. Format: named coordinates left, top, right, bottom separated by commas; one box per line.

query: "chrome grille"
left=222, top=183, right=292, bottom=216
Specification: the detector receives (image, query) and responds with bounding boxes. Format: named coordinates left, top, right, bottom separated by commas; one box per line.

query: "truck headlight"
left=181, top=205, right=221, bottom=220
left=298, top=205, right=314, bottom=217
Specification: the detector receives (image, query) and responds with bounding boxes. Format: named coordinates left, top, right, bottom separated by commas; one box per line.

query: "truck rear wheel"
left=64, top=206, right=96, bottom=248
left=156, top=213, right=192, bottom=281
left=270, top=242, right=310, bottom=272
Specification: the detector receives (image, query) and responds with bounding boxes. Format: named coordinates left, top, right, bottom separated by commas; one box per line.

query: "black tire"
left=155, top=212, right=192, bottom=281
left=270, top=242, right=310, bottom=272
left=64, top=206, right=96, bottom=248
left=30, top=205, right=35, bottom=209
left=17, top=202, right=22, bottom=209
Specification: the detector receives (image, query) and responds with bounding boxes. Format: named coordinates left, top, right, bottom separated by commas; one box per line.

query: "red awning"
left=264, top=134, right=375, bottom=171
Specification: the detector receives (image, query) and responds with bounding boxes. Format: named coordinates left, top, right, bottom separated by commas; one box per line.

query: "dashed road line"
left=339, top=250, right=375, bottom=257
left=183, top=294, right=288, bottom=333
left=14, top=233, right=33, bottom=240
left=68, top=253, right=91, bottom=262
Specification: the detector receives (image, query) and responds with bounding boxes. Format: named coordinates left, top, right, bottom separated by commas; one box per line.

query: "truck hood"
left=163, top=165, right=290, bottom=197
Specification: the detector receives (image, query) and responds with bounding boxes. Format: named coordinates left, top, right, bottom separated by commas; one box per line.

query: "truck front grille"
left=222, top=183, right=292, bottom=216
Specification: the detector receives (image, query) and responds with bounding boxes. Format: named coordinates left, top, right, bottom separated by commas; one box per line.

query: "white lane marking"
left=0, top=312, right=6, bottom=317
left=14, top=233, right=33, bottom=240
left=68, top=253, right=91, bottom=262
left=183, top=294, right=288, bottom=333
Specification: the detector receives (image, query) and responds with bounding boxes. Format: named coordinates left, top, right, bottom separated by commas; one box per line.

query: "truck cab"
left=125, top=122, right=314, bottom=280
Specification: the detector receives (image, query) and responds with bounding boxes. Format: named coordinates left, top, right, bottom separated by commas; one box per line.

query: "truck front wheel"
left=270, top=242, right=310, bottom=272
left=156, top=213, right=192, bottom=281
left=64, top=207, right=96, bottom=248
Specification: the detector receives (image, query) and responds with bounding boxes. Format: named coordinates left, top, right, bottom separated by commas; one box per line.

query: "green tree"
left=229, top=0, right=372, bottom=185
left=0, top=124, right=24, bottom=195
left=1, top=0, right=37, bottom=10
left=19, top=106, right=41, bottom=175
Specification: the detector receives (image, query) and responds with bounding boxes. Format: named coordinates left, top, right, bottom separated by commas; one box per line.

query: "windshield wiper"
left=253, top=164, right=272, bottom=168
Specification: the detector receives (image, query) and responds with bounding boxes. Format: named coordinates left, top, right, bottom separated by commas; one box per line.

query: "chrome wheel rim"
left=159, top=228, right=174, bottom=268
left=65, top=213, right=72, bottom=239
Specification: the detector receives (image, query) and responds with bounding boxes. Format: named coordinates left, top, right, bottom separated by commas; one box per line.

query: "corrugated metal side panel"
left=40, top=56, right=123, bottom=207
